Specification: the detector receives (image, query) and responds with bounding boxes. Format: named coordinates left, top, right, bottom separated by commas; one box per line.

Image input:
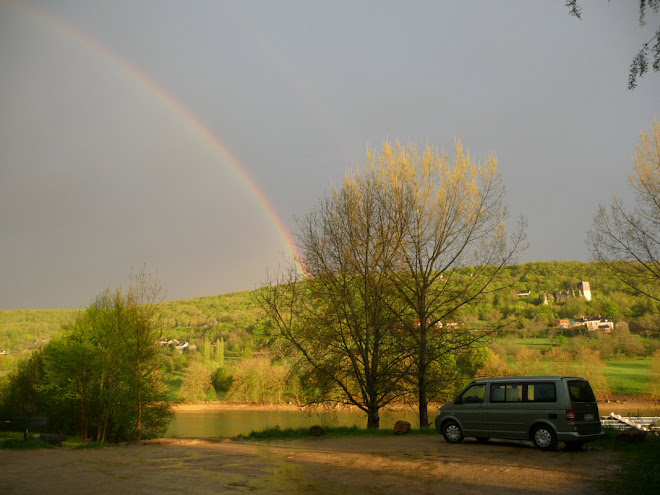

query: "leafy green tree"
left=216, top=336, right=225, bottom=367
left=211, top=365, right=233, bottom=395
left=226, top=358, right=294, bottom=403
left=40, top=334, right=99, bottom=441
left=0, top=349, right=46, bottom=421
left=178, top=361, right=213, bottom=402
left=2, top=271, right=173, bottom=442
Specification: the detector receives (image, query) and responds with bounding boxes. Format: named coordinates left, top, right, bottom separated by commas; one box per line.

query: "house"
left=585, top=316, right=613, bottom=332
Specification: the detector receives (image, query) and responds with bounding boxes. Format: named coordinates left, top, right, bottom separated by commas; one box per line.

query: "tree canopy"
left=588, top=120, right=660, bottom=307
left=0, top=271, right=173, bottom=442
left=260, top=140, right=524, bottom=428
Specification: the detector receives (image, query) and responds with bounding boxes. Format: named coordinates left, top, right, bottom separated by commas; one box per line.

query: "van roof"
left=471, top=376, right=586, bottom=383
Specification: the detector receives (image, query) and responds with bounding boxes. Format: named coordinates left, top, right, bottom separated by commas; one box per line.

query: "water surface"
left=166, top=408, right=424, bottom=438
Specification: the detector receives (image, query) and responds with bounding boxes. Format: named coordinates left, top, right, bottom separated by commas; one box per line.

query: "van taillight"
left=566, top=409, right=576, bottom=421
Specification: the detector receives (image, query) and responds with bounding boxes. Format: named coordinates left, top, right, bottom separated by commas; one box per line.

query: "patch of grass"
left=514, top=338, right=554, bottom=350
left=595, top=429, right=660, bottom=495
left=0, top=432, right=52, bottom=450
left=238, top=425, right=438, bottom=440
left=605, top=359, right=651, bottom=395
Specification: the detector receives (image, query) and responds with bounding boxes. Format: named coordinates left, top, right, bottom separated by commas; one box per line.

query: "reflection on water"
left=166, top=408, right=424, bottom=438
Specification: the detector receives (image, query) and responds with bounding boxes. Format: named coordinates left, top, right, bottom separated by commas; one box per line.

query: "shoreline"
left=172, top=396, right=660, bottom=416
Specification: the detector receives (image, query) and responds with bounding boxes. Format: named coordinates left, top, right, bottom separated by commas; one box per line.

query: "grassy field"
left=513, top=337, right=554, bottom=349
left=605, top=359, right=652, bottom=396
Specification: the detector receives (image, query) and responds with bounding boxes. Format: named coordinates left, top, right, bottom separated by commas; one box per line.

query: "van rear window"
left=567, top=380, right=596, bottom=402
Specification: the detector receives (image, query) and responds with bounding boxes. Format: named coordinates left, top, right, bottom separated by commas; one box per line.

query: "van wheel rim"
left=535, top=429, right=552, bottom=447
left=446, top=425, right=461, bottom=441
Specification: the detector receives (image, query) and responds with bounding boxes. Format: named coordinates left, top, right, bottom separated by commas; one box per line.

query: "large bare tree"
left=588, top=120, right=660, bottom=304
left=259, top=169, right=408, bottom=428
left=377, top=141, right=526, bottom=427
left=260, top=140, right=524, bottom=428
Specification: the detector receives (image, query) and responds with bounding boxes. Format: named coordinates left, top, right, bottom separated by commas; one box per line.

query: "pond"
left=165, top=407, right=427, bottom=438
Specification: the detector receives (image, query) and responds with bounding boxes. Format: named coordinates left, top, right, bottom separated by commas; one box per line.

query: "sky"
left=1, top=0, right=658, bottom=310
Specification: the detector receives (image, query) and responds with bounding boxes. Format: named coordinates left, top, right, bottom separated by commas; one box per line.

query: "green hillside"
left=2, top=261, right=658, bottom=399
left=2, top=261, right=658, bottom=358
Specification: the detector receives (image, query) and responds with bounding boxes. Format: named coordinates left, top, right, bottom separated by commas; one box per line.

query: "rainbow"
left=11, top=0, right=301, bottom=268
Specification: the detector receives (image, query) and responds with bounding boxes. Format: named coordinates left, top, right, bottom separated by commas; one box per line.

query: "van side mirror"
left=454, top=395, right=462, bottom=405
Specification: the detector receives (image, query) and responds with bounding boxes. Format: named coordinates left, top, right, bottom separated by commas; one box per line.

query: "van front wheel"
left=531, top=425, right=557, bottom=450
left=442, top=421, right=464, bottom=444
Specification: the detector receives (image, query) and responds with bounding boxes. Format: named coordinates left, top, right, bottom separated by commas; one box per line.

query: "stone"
left=310, top=425, right=325, bottom=437
left=393, top=420, right=411, bottom=435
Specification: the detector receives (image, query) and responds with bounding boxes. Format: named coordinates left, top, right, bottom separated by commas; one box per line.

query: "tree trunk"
left=137, top=354, right=142, bottom=441
left=80, top=396, right=87, bottom=442
left=418, top=372, right=429, bottom=428
left=367, top=405, right=380, bottom=429
left=418, top=321, right=429, bottom=427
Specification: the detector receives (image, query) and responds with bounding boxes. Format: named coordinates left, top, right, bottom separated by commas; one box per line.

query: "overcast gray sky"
left=1, top=0, right=658, bottom=309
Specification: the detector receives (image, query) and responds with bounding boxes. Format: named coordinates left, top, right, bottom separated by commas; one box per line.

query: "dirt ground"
left=4, top=398, right=654, bottom=495
left=0, top=435, right=622, bottom=495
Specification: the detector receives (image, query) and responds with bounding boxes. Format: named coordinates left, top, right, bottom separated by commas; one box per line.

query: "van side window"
left=490, top=384, right=522, bottom=402
left=460, top=384, right=486, bottom=404
left=526, top=383, right=556, bottom=402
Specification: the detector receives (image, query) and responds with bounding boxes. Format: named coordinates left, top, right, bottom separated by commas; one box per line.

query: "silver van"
left=434, top=376, right=604, bottom=450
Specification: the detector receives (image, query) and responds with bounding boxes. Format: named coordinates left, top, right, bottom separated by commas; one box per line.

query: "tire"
left=475, top=437, right=490, bottom=443
left=531, top=425, right=557, bottom=450
left=442, top=421, right=464, bottom=444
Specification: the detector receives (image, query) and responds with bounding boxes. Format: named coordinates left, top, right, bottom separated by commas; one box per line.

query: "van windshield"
left=567, top=380, right=596, bottom=402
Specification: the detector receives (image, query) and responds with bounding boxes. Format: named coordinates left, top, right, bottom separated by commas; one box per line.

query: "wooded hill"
left=1, top=260, right=658, bottom=371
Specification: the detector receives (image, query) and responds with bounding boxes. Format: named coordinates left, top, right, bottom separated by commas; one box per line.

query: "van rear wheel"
left=531, top=425, right=557, bottom=450
left=442, top=421, right=464, bottom=444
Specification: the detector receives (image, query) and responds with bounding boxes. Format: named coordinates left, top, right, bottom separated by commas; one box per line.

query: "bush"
left=178, top=361, right=213, bottom=402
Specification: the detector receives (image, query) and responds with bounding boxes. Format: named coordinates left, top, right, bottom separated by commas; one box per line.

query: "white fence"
left=600, top=413, right=660, bottom=432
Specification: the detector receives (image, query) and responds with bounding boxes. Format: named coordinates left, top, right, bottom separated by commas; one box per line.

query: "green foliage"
left=0, top=350, right=46, bottom=420
left=178, top=361, right=213, bottom=402
left=1, top=261, right=659, bottom=413
left=595, top=430, right=660, bottom=495
left=0, top=278, right=173, bottom=443
left=0, top=438, right=52, bottom=450
left=211, top=365, right=233, bottom=394
left=2, top=262, right=657, bottom=366
left=226, top=357, right=298, bottom=403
